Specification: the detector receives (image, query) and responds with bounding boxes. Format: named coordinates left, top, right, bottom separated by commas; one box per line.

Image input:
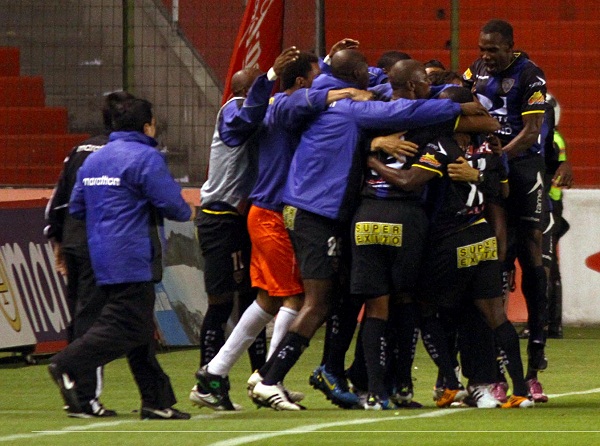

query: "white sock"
left=207, top=300, right=273, bottom=377
left=267, top=306, right=299, bottom=359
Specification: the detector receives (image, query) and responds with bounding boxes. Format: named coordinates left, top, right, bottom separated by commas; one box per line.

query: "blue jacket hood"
left=109, top=130, right=158, bottom=147
left=311, top=74, right=359, bottom=92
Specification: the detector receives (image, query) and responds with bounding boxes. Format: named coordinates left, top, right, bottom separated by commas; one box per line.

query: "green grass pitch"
left=1, top=326, right=600, bottom=445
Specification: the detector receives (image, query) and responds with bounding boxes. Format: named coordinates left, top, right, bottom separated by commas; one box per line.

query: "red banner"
left=222, top=0, right=284, bottom=104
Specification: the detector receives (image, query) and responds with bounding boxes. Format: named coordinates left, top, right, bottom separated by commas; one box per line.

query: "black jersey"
left=413, top=135, right=491, bottom=240
left=463, top=53, right=547, bottom=156
left=44, top=134, right=108, bottom=247
left=466, top=138, right=508, bottom=201
left=362, top=120, right=456, bottom=201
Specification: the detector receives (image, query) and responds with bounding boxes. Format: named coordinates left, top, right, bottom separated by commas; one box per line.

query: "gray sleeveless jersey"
left=200, top=97, right=258, bottom=215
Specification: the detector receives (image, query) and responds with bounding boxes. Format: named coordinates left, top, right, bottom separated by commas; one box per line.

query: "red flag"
left=222, top=0, right=284, bottom=104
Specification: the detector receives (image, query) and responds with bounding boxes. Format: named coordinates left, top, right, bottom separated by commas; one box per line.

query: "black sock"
left=521, top=265, right=548, bottom=344
left=362, top=317, right=388, bottom=398
left=494, top=321, right=528, bottom=396
left=391, top=303, right=419, bottom=389
left=346, top=323, right=368, bottom=392
left=200, top=301, right=233, bottom=366
left=247, top=328, right=267, bottom=372
left=324, top=298, right=361, bottom=376
left=261, top=332, right=309, bottom=385
left=421, top=314, right=460, bottom=389
left=459, top=307, right=496, bottom=385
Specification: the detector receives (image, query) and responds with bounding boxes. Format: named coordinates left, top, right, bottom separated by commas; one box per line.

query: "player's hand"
left=328, top=38, right=359, bottom=58
left=272, top=46, right=300, bottom=76
left=448, top=156, right=479, bottom=182
left=52, top=241, right=67, bottom=276
left=485, top=134, right=503, bottom=156
left=553, top=160, right=574, bottom=188
left=371, top=131, right=418, bottom=160
left=188, top=202, right=197, bottom=221
left=345, top=88, right=374, bottom=102
left=459, top=102, right=489, bottom=116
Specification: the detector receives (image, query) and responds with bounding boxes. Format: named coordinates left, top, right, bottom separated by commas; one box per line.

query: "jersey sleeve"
left=462, top=60, right=480, bottom=89
left=520, top=63, right=547, bottom=117
left=412, top=140, right=448, bottom=177
left=219, top=74, right=275, bottom=147
left=271, top=87, right=329, bottom=129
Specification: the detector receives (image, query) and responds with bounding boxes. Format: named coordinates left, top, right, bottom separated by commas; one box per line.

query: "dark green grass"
left=1, top=326, right=600, bottom=445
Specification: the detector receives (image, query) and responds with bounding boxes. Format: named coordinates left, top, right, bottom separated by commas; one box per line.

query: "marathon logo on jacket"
left=456, top=237, right=498, bottom=268
left=82, top=176, right=121, bottom=186
left=76, top=144, right=104, bottom=153
left=355, top=222, right=403, bottom=247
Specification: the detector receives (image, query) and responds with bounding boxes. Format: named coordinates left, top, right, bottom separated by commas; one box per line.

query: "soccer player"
left=251, top=49, right=487, bottom=410
left=463, top=19, right=550, bottom=402
left=368, top=85, right=534, bottom=409
left=190, top=51, right=369, bottom=411
left=194, top=48, right=300, bottom=398
left=348, top=63, right=500, bottom=410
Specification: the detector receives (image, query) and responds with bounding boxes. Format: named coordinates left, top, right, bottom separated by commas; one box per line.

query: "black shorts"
left=283, top=205, right=349, bottom=280
left=350, top=198, right=428, bottom=296
left=418, top=221, right=502, bottom=308
left=506, top=155, right=546, bottom=230
left=196, top=209, right=251, bottom=296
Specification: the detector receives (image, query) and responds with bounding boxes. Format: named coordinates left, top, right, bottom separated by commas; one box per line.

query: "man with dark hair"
left=424, top=59, right=446, bottom=75
left=251, top=49, right=488, bottom=410
left=45, top=91, right=133, bottom=418
left=194, top=48, right=300, bottom=403
left=346, top=67, right=499, bottom=410
left=427, top=70, right=463, bottom=86
left=190, top=51, right=368, bottom=411
left=463, top=18, right=550, bottom=403
left=368, top=85, right=533, bottom=409
left=48, top=97, right=195, bottom=420
left=377, top=50, right=412, bottom=73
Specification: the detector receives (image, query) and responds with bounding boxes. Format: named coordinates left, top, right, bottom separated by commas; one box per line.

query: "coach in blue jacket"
left=49, top=98, right=195, bottom=420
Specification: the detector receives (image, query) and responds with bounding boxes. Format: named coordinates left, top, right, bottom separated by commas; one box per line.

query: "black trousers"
left=63, top=247, right=108, bottom=407
left=51, top=281, right=176, bottom=410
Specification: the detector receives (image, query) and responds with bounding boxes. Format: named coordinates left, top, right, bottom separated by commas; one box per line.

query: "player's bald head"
left=231, top=67, right=262, bottom=97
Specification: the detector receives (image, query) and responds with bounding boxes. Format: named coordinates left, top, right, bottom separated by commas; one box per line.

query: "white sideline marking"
left=0, top=388, right=599, bottom=443
left=0, top=414, right=219, bottom=443
left=206, top=387, right=600, bottom=446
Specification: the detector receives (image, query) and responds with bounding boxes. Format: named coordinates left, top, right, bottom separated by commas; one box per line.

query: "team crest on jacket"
left=501, top=78, right=515, bottom=93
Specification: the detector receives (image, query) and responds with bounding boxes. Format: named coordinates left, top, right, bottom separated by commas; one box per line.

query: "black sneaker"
left=140, top=407, right=191, bottom=420
left=528, top=343, right=548, bottom=371
left=48, top=363, right=83, bottom=414
left=190, top=366, right=238, bottom=411
left=84, top=401, right=118, bottom=417
left=391, top=385, right=423, bottom=409
left=547, top=326, right=563, bottom=339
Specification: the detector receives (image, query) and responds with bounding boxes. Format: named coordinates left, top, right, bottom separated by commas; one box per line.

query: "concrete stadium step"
left=0, top=107, right=69, bottom=134
left=0, top=165, right=63, bottom=185
left=1, top=134, right=89, bottom=166
left=0, top=76, right=45, bottom=107
left=0, top=47, right=20, bottom=76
